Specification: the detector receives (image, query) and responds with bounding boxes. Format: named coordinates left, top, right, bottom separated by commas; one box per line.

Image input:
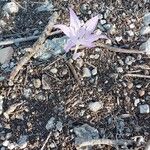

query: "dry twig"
left=40, top=132, right=51, bottom=150
left=77, top=139, right=134, bottom=150
left=124, top=73, right=150, bottom=79
left=9, top=12, right=59, bottom=82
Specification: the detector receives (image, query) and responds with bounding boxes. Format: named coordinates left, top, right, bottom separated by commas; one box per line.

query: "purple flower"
left=54, top=8, right=107, bottom=59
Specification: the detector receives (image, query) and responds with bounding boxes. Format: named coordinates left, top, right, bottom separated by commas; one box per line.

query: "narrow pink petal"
left=84, top=15, right=99, bottom=33
left=73, top=52, right=81, bottom=60
left=79, top=40, right=95, bottom=48
left=64, top=40, right=75, bottom=52
left=54, top=24, right=71, bottom=37
left=69, top=8, right=81, bottom=31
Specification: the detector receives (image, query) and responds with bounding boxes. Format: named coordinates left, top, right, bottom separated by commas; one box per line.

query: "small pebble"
left=139, top=104, right=150, bottom=114
left=127, top=30, right=134, bottom=36
left=46, top=117, right=55, bottom=130
left=33, top=79, right=41, bottom=88
left=56, top=121, right=63, bottom=132
left=116, top=67, right=123, bottom=73
left=134, top=99, right=140, bottom=107
left=129, top=23, right=135, bottom=29
left=140, top=26, right=150, bottom=35
left=92, top=68, right=97, bottom=76
left=100, top=19, right=106, bottom=25
left=139, top=90, right=145, bottom=97
left=115, top=36, right=122, bottom=42
left=125, top=56, right=135, bottom=65
left=143, top=13, right=150, bottom=26
left=7, top=143, right=16, bottom=150
left=50, top=68, right=58, bottom=74
left=82, top=67, right=91, bottom=77
left=3, top=2, right=19, bottom=14
left=3, top=140, right=9, bottom=147
left=127, top=82, right=133, bottom=89
left=94, top=54, right=100, bottom=59
left=49, top=143, right=56, bottom=148
left=88, top=101, right=103, bottom=112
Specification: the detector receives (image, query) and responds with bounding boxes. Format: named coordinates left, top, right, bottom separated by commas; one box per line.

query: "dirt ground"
left=0, top=0, right=150, bottom=150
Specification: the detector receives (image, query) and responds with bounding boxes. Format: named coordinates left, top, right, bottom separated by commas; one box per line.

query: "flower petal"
left=64, top=40, right=75, bottom=52
left=84, top=15, right=99, bottom=33
left=54, top=24, right=71, bottom=37
left=69, top=8, right=81, bottom=31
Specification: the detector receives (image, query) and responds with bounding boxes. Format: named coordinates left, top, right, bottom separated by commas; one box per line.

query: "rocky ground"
left=0, top=0, right=150, bottom=150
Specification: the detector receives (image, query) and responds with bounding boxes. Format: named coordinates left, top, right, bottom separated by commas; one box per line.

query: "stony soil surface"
left=0, top=0, right=150, bottom=150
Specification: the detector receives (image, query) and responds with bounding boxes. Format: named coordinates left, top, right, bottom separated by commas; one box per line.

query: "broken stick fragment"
left=9, top=12, right=59, bottom=82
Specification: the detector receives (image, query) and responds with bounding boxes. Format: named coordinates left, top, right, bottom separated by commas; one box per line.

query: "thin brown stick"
left=9, top=12, right=59, bottom=82
left=66, top=61, right=81, bottom=85
left=0, top=30, right=62, bottom=46
left=77, top=139, right=134, bottom=149
left=124, top=73, right=150, bottom=79
left=40, top=132, right=51, bottom=150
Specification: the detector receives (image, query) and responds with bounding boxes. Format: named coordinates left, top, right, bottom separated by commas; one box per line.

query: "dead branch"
left=77, top=139, right=134, bottom=150
left=0, top=30, right=62, bottom=46
left=9, top=12, right=59, bottom=82
left=124, top=73, right=150, bottom=79
left=40, top=132, right=51, bottom=150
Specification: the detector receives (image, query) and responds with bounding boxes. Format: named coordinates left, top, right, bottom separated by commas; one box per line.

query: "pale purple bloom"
left=54, top=8, right=107, bottom=59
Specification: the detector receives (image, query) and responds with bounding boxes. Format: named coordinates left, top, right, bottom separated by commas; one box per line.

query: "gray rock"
left=143, top=13, right=150, bottom=26
left=139, top=104, right=150, bottom=114
left=36, top=0, right=53, bottom=12
left=56, top=121, right=63, bottom=132
left=91, top=68, right=97, bottom=76
left=140, top=38, right=150, bottom=54
left=0, top=95, right=3, bottom=115
left=88, top=101, right=103, bottom=112
left=17, top=135, right=28, bottom=149
left=3, top=140, right=9, bottom=147
left=50, top=68, right=58, bottom=74
left=7, top=143, right=16, bottom=150
left=74, top=124, right=99, bottom=145
left=35, top=36, right=67, bottom=60
left=46, top=117, right=55, bottom=130
left=140, top=26, right=150, bottom=35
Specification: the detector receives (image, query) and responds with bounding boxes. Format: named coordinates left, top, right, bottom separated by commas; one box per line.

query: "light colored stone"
left=140, top=38, right=150, bottom=54
left=17, top=135, right=28, bottom=149
left=46, top=117, right=55, bottom=130
left=7, top=143, right=16, bottom=150
left=116, top=67, right=123, bottom=73
left=3, top=140, right=9, bottom=147
left=115, top=36, right=122, bottom=42
left=100, top=19, right=106, bottom=25
left=134, top=99, right=140, bottom=107
left=33, top=79, right=41, bottom=88
left=50, top=68, right=58, bottom=74
left=129, top=23, right=135, bottom=29
left=82, top=67, right=91, bottom=77
left=3, top=2, right=19, bottom=14
left=88, top=101, right=103, bottom=112
left=56, top=121, right=63, bottom=132
left=125, top=56, right=135, bottom=65
left=127, top=30, right=134, bottom=36
left=139, top=104, right=149, bottom=113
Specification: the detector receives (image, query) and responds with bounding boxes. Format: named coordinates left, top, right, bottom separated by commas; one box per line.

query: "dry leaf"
left=0, top=46, right=14, bottom=64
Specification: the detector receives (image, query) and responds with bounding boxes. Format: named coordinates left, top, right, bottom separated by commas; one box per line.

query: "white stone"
left=3, top=140, right=9, bottom=147
left=115, top=36, right=122, bottom=42
left=127, top=30, right=134, bottom=36
left=8, top=143, right=16, bottom=150
left=88, top=101, right=103, bottom=112
left=139, top=104, right=149, bottom=114
left=82, top=68, right=91, bottom=77
left=50, top=68, right=58, bottom=74
left=100, top=19, right=106, bottom=25
left=129, top=23, right=135, bottom=29
left=92, top=68, right=97, bottom=75
left=3, top=2, right=19, bottom=14
left=134, top=99, right=140, bottom=107
left=116, top=67, right=123, bottom=73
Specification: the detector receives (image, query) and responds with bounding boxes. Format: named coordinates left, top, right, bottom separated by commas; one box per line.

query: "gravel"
left=82, top=67, right=91, bottom=77
left=46, top=117, right=55, bottom=130
left=139, top=104, right=150, bottom=114
left=74, top=124, right=99, bottom=145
